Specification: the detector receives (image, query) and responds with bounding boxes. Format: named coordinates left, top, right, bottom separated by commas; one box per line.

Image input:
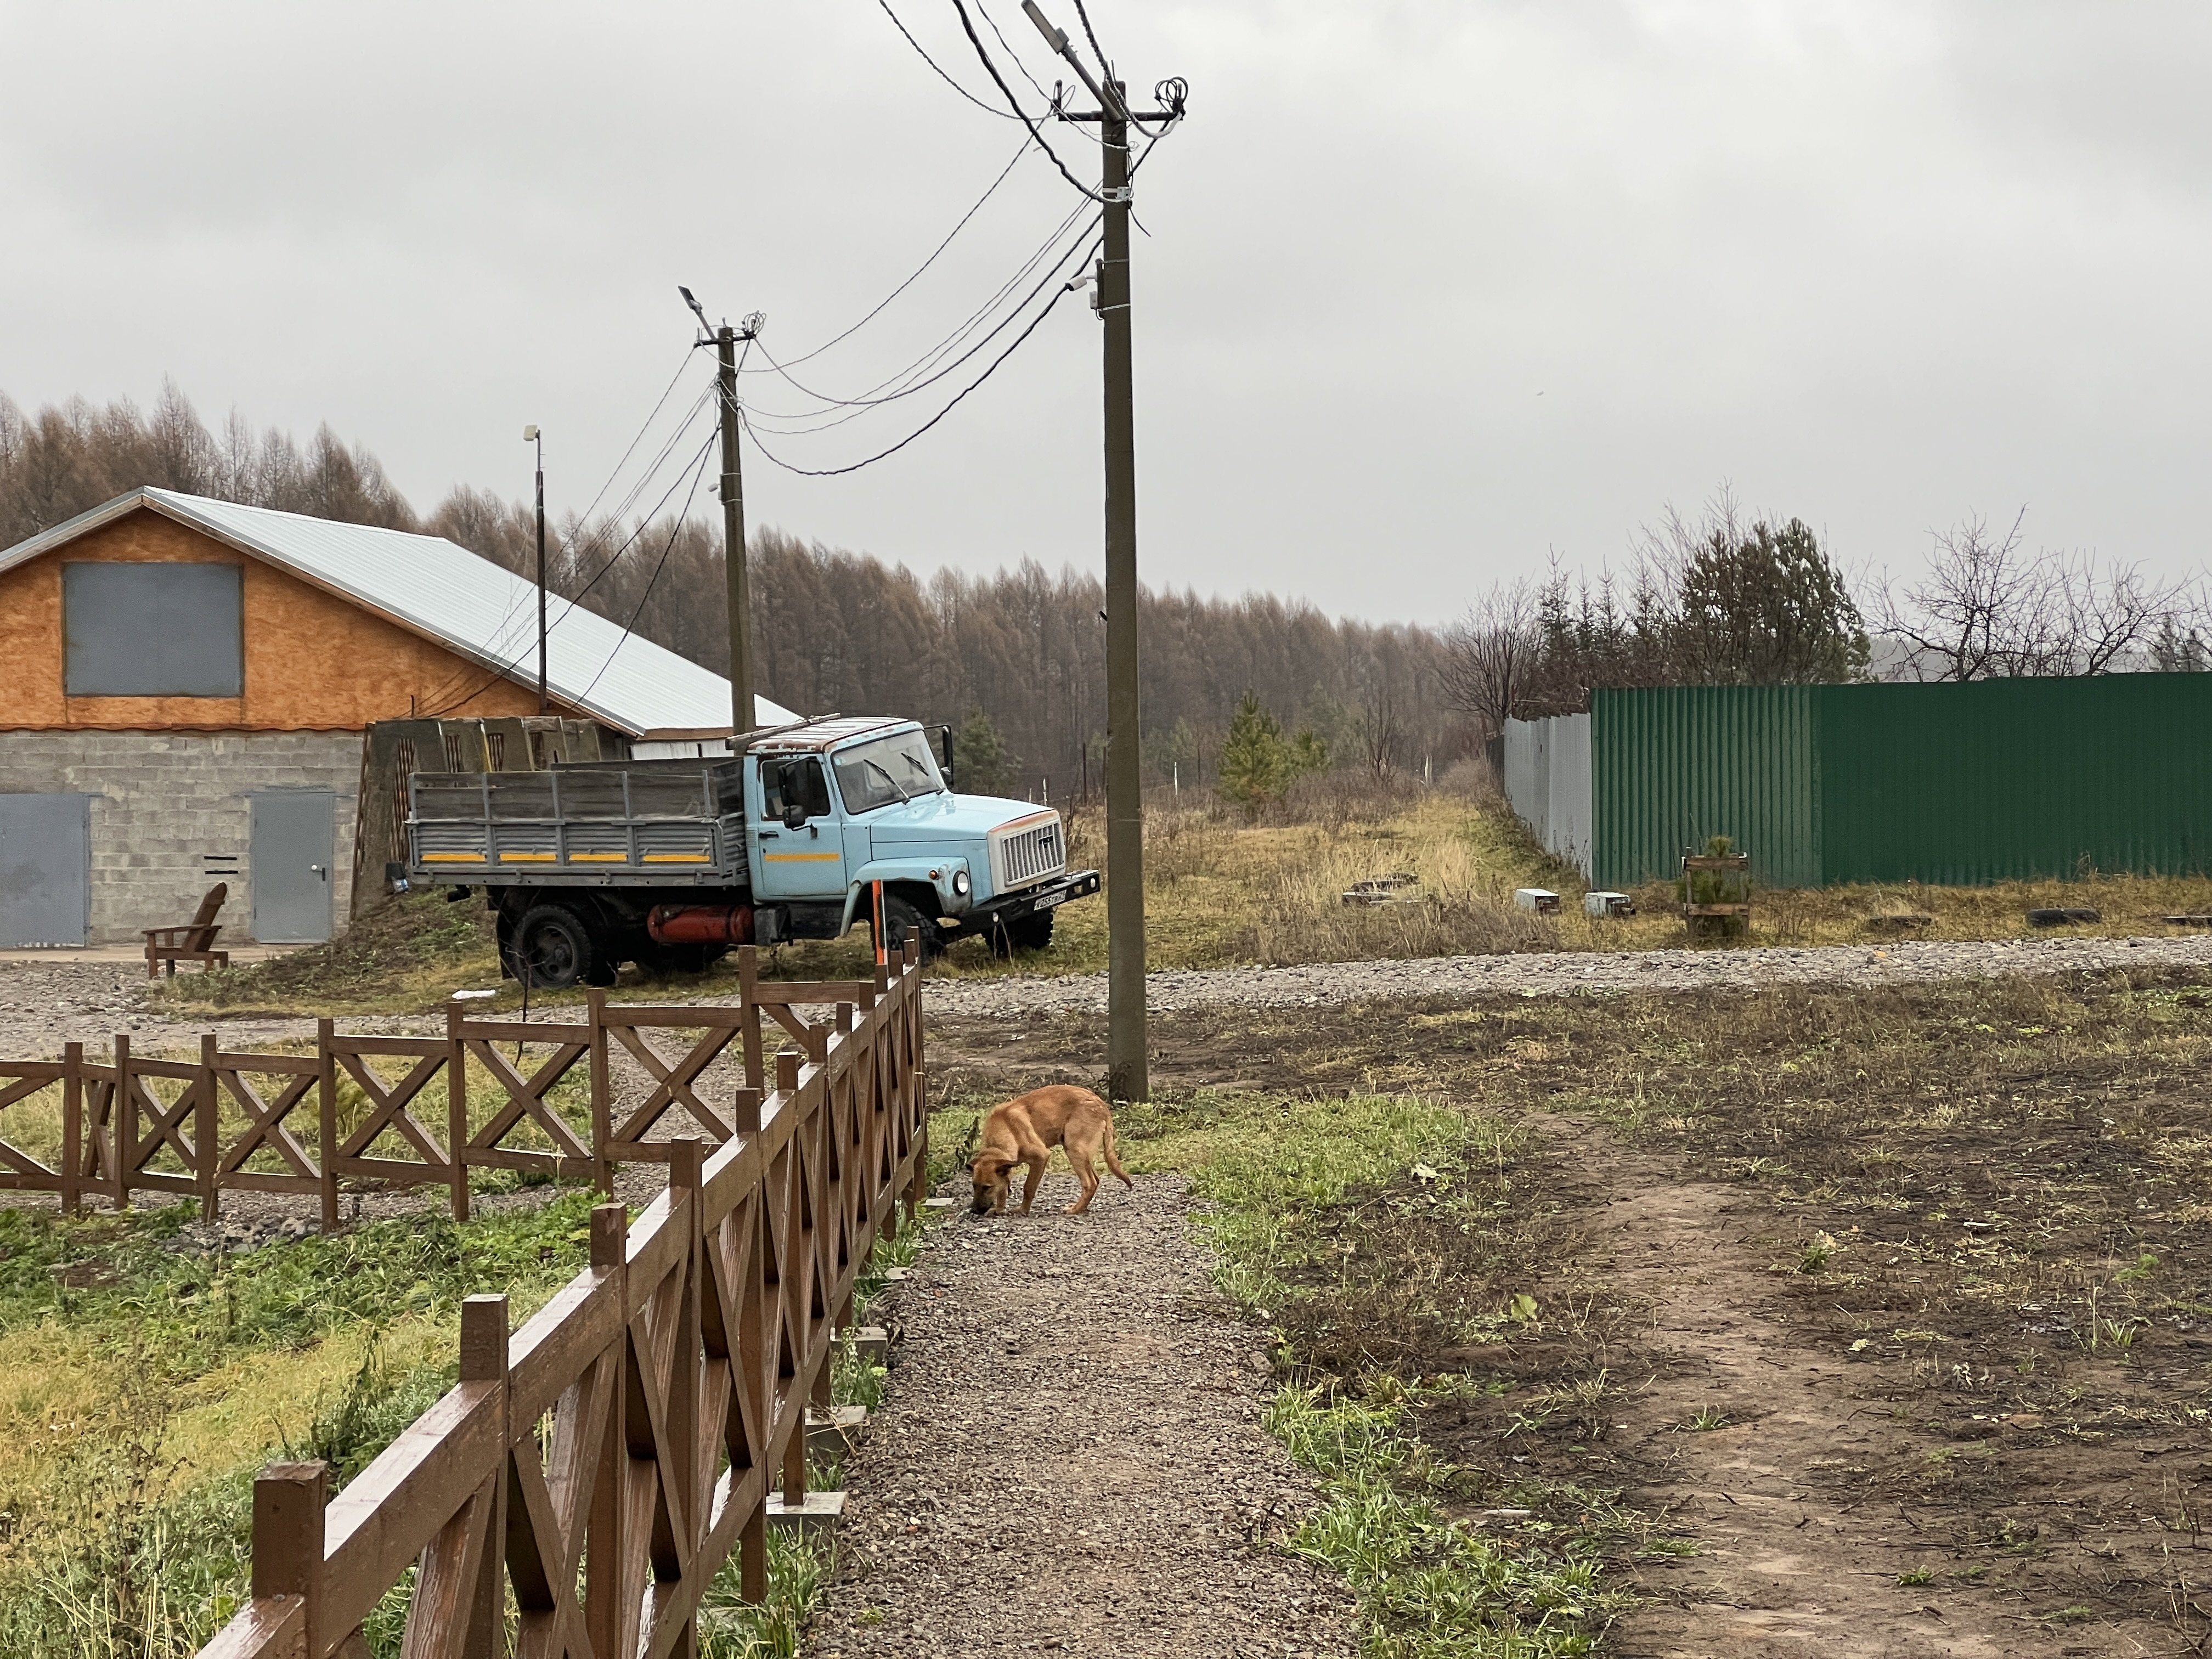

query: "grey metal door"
left=0, top=794, right=90, bottom=947
left=251, top=791, right=334, bottom=944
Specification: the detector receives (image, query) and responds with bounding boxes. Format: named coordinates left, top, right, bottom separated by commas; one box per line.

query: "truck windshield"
left=832, top=732, right=946, bottom=812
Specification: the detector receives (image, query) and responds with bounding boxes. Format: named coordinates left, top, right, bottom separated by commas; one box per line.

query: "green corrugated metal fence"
left=1593, top=675, right=2212, bottom=889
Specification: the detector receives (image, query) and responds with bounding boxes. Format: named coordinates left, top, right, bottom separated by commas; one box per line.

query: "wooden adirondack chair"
left=144, top=883, right=231, bottom=979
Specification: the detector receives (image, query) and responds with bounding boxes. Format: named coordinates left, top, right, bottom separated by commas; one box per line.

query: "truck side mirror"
left=782, top=802, right=809, bottom=831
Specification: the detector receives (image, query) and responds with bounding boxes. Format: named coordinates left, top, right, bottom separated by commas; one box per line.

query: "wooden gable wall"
left=0, top=507, right=566, bottom=732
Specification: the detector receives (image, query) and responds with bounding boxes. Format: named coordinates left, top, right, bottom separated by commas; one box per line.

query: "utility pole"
left=716, top=324, right=754, bottom=736
left=1025, top=4, right=1185, bottom=1102
left=681, top=287, right=760, bottom=740
left=524, top=425, right=546, bottom=713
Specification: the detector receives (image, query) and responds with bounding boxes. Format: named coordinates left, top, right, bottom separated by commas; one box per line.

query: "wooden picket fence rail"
left=185, top=939, right=927, bottom=1657
left=0, top=945, right=913, bottom=1229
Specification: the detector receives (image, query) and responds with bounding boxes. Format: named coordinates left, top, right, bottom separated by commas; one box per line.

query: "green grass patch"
left=0, top=1190, right=597, bottom=1658
left=1097, top=1086, right=1626, bottom=1657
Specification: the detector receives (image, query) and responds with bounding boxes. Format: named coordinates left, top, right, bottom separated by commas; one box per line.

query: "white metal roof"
left=0, top=488, right=799, bottom=736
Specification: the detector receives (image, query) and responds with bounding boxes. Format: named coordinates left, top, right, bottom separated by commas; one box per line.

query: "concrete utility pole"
left=716, top=324, right=755, bottom=736
left=1024, top=4, right=1185, bottom=1102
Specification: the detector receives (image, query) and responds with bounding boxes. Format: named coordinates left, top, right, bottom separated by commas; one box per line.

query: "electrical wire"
left=737, top=208, right=1096, bottom=424
left=950, top=0, right=1102, bottom=202
left=737, top=132, right=1035, bottom=377
left=876, top=0, right=1018, bottom=119
left=407, top=354, right=710, bottom=715
left=738, top=229, right=1102, bottom=478
left=577, top=430, right=721, bottom=699
left=975, top=0, right=1052, bottom=102
left=418, top=419, right=721, bottom=716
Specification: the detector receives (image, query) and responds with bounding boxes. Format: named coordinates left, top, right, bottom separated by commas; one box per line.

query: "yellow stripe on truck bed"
left=642, top=854, right=712, bottom=864
left=498, top=853, right=557, bottom=863
left=422, top=853, right=487, bottom=863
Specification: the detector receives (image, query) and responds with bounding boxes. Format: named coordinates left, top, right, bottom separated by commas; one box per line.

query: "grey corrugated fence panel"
left=1592, top=686, right=1822, bottom=889
left=1818, top=674, right=2212, bottom=884
left=1503, top=716, right=1594, bottom=877
left=1503, top=720, right=1536, bottom=839
left=1546, top=714, right=1593, bottom=877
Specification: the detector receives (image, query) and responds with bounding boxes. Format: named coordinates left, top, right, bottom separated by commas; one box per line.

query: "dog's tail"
left=1103, top=1113, right=1133, bottom=1190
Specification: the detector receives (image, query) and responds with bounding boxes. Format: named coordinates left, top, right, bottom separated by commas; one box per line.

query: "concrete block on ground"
left=837, top=1325, right=891, bottom=1365
left=765, top=1490, right=845, bottom=1534
left=922, top=1196, right=954, bottom=1210
left=805, top=1404, right=868, bottom=1460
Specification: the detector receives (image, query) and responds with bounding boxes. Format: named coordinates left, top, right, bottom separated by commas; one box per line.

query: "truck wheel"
left=879, top=893, right=943, bottom=962
left=991, top=910, right=1055, bottom=957
left=508, top=903, right=603, bottom=989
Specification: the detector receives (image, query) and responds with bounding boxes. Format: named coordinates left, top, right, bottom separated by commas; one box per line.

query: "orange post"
left=872, top=879, right=887, bottom=969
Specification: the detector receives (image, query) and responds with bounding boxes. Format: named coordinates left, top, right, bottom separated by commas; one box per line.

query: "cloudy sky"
left=3, top=2, right=2205, bottom=624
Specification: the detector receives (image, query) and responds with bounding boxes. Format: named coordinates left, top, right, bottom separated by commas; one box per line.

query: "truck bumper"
left=952, top=868, right=1100, bottom=935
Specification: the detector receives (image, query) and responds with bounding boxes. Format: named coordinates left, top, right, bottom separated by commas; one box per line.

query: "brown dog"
left=969, top=1085, right=1132, bottom=1216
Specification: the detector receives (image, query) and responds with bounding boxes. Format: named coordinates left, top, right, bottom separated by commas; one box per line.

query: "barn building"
left=0, top=487, right=792, bottom=948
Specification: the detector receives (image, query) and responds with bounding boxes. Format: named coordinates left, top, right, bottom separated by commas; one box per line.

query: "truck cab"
left=407, top=715, right=1098, bottom=986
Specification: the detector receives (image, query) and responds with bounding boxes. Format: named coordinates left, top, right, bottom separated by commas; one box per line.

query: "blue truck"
left=407, top=715, right=1098, bottom=986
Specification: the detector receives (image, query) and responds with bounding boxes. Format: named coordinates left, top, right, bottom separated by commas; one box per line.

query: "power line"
left=738, top=131, right=1035, bottom=377
left=419, top=420, right=721, bottom=716
left=950, top=0, right=1102, bottom=202
left=578, top=432, right=722, bottom=699
left=975, top=0, right=1052, bottom=103
left=738, top=210, right=1097, bottom=424
left=738, top=229, right=1102, bottom=478
left=876, top=0, right=1018, bottom=119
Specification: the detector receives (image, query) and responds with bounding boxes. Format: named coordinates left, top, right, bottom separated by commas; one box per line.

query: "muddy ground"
left=926, top=969, right=2212, bottom=1656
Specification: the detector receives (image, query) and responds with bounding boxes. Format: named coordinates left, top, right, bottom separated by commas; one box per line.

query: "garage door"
left=0, top=794, right=91, bottom=947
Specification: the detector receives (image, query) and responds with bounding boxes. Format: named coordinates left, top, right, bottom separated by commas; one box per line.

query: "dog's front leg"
left=1017, top=1155, right=1047, bottom=1214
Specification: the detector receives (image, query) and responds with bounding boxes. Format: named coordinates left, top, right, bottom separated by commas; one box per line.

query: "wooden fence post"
left=732, top=1087, right=761, bottom=1136
left=460, top=1294, right=509, bottom=1659
left=115, top=1035, right=133, bottom=1211
left=252, top=1460, right=328, bottom=1654
left=197, top=1035, right=220, bottom=1222
left=738, top=945, right=764, bottom=1093
left=774, top=1053, right=807, bottom=1510
left=585, top=1205, right=629, bottom=1659
left=317, top=1019, right=339, bottom=1234
left=446, top=1002, right=470, bottom=1222
left=60, top=1042, right=81, bottom=1217
left=669, top=1139, right=704, bottom=1658
left=587, top=988, right=611, bottom=1197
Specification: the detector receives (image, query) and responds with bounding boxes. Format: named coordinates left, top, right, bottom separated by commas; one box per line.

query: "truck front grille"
left=992, top=818, right=1065, bottom=890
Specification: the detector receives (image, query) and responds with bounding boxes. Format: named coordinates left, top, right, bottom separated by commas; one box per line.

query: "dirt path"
left=1534, top=1116, right=2181, bottom=1658
left=811, top=1170, right=1358, bottom=1658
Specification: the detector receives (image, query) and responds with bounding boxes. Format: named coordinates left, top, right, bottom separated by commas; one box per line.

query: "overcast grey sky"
left=4, top=2, right=2205, bottom=624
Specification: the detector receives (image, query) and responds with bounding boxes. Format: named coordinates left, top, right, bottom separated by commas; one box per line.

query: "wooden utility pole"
left=716, top=323, right=755, bottom=735
left=1024, top=4, right=1184, bottom=1102
left=1097, top=84, right=1146, bottom=1102
left=526, top=425, right=547, bottom=712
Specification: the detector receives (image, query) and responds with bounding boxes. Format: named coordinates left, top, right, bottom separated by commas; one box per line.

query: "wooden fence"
left=180, top=939, right=927, bottom=1657
left=0, top=945, right=916, bottom=1229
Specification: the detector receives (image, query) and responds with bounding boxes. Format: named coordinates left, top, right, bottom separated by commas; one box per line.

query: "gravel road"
left=810, top=1172, right=1356, bottom=1658
left=9, top=930, right=2211, bottom=1061
left=923, top=931, right=2212, bottom=1020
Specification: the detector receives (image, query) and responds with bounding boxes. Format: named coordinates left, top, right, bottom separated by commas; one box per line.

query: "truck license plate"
left=1033, top=891, right=1064, bottom=910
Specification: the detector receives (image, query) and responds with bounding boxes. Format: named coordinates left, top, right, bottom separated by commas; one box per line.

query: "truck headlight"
left=952, top=870, right=971, bottom=896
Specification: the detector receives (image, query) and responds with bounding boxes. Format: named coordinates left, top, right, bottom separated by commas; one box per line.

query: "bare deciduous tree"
left=1440, top=577, right=1545, bottom=735
left=1874, top=509, right=2201, bottom=679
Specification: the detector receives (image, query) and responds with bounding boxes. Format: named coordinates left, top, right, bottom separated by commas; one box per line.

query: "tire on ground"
left=880, top=891, right=944, bottom=961
left=507, top=902, right=611, bottom=989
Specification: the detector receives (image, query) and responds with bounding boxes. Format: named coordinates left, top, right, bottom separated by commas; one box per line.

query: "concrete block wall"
left=0, top=731, right=363, bottom=944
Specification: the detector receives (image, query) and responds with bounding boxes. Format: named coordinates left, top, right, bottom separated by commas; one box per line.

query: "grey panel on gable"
left=64, top=561, right=244, bottom=696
